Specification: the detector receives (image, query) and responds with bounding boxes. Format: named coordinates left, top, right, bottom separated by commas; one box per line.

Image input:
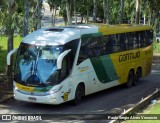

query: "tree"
left=85, top=0, right=92, bottom=23
left=23, top=0, right=29, bottom=36
left=120, top=0, right=124, bottom=23
left=106, top=0, right=110, bottom=24
left=145, top=0, right=160, bottom=32
left=103, top=0, right=106, bottom=23
left=74, top=0, right=77, bottom=25
left=37, top=0, right=43, bottom=29
left=93, top=0, right=97, bottom=22
left=48, top=0, right=61, bottom=26
left=6, top=0, right=16, bottom=84
left=135, top=0, right=141, bottom=24
left=65, top=0, right=72, bottom=25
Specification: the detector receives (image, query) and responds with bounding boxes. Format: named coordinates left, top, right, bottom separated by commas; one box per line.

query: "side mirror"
left=7, top=48, right=18, bottom=65
left=57, top=49, right=71, bottom=70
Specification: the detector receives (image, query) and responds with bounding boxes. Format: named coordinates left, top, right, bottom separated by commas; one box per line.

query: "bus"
left=7, top=24, right=153, bottom=105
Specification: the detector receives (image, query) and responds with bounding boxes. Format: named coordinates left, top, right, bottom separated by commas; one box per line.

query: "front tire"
left=73, top=85, right=83, bottom=105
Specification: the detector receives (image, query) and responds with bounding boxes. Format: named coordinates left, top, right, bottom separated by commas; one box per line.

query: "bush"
left=153, top=42, right=160, bottom=53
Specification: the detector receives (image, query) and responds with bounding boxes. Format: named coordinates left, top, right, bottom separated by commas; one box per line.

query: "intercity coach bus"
left=7, top=24, right=153, bottom=105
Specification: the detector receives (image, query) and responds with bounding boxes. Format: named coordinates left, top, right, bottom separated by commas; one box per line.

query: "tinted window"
left=78, top=29, right=153, bottom=64
left=60, top=39, right=79, bottom=80
left=78, top=34, right=105, bottom=64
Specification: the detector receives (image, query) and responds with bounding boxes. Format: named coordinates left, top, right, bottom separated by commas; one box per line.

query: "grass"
left=0, top=36, right=22, bottom=73
left=122, top=101, right=160, bottom=123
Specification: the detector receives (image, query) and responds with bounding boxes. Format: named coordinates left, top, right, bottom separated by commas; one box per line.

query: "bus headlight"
left=13, top=82, right=18, bottom=90
left=49, top=85, right=63, bottom=94
left=15, top=86, right=18, bottom=90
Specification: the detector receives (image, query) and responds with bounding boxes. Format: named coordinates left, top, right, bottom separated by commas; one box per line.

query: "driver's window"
left=60, top=57, right=67, bottom=80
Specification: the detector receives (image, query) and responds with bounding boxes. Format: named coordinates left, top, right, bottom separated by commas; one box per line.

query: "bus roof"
left=22, top=24, right=152, bottom=46
left=98, top=24, right=152, bottom=35
left=22, top=24, right=98, bottom=45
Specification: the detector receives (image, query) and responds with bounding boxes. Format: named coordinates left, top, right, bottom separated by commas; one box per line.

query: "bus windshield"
left=14, top=43, right=63, bottom=87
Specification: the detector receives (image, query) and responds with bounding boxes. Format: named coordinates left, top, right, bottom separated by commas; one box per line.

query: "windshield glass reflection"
left=14, top=43, right=63, bottom=87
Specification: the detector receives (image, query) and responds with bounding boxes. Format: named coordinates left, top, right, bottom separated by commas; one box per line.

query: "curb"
left=0, top=91, right=13, bottom=94
left=110, top=88, right=160, bottom=123
left=0, top=94, right=13, bottom=104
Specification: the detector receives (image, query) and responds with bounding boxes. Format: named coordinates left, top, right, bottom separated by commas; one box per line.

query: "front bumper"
left=14, top=89, right=61, bottom=105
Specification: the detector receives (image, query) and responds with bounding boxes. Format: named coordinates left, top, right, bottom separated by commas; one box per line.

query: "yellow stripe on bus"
left=16, top=82, right=34, bottom=92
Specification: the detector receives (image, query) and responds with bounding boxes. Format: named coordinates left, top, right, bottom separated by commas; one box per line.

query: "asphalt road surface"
left=0, top=64, right=160, bottom=123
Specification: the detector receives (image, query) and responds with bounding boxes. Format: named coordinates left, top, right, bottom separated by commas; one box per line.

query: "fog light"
left=50, top=97, right=56, bottom=102
left=53, top=98, right=56, bottom=102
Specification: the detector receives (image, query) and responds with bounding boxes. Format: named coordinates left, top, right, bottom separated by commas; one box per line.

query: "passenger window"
left=146, top=30, right=153, bottom=46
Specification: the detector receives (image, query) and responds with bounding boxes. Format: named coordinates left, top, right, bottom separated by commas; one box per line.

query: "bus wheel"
left=126, top=70, right=134, bottom=88
left=74, top=85, right=83, bottom=105
left=135, top=68, right=142, bottom=82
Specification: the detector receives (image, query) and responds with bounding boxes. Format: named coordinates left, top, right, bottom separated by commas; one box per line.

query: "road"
left=41, top=2, right=84, bottom=28
left=0, top=64, right=160, bottom=122
left=41, top=2, right=64, bottom=27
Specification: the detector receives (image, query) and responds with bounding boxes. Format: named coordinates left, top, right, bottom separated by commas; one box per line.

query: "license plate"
left=28, top=97, right=36, bottom=101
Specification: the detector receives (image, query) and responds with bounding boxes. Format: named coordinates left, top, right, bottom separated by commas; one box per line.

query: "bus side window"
left=78, top=47, right=88, bottom=64
left=96, top=36, right=104, bottom=56
left=90, top=36, right=104, bottom=57
left=106, top=36, right=114, bottom=54
left=133, top=32, right=139, bottom=49
left=115, top=34, right=121, bottom=52
left=125, top=33, right=130, bottom=50
left=77, top=37, right=89, bottom=64
left=120, top=33, right=127, bottom=51
left=140, top=31, right=146, bottom=47
left=137, top=32, right=141, bottom=48
left=146, top=30, right=153, bottom=46
left=128, top=32, right=134, bottom=50
left=102, top=36, right=107, bottom=54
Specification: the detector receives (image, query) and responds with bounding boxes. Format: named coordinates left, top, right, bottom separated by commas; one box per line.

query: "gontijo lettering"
left=119, top=51, right=140, bottom=62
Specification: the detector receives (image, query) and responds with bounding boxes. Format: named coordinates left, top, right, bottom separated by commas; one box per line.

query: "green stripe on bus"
left=34, top=86, right=52, bottom=92
left=90, top=55, right=119, bottom=83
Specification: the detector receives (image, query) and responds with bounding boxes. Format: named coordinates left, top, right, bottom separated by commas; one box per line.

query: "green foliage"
left=153, top=42, right=160, bottom=53
left=124, top=102, right=160, bottom=123
left=0, top=36, right=22, bottom=73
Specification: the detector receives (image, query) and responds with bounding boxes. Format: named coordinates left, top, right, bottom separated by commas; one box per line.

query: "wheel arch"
left=136, top=66, right=142, bottom=76
left=71, top=82, right=86, bottom=100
